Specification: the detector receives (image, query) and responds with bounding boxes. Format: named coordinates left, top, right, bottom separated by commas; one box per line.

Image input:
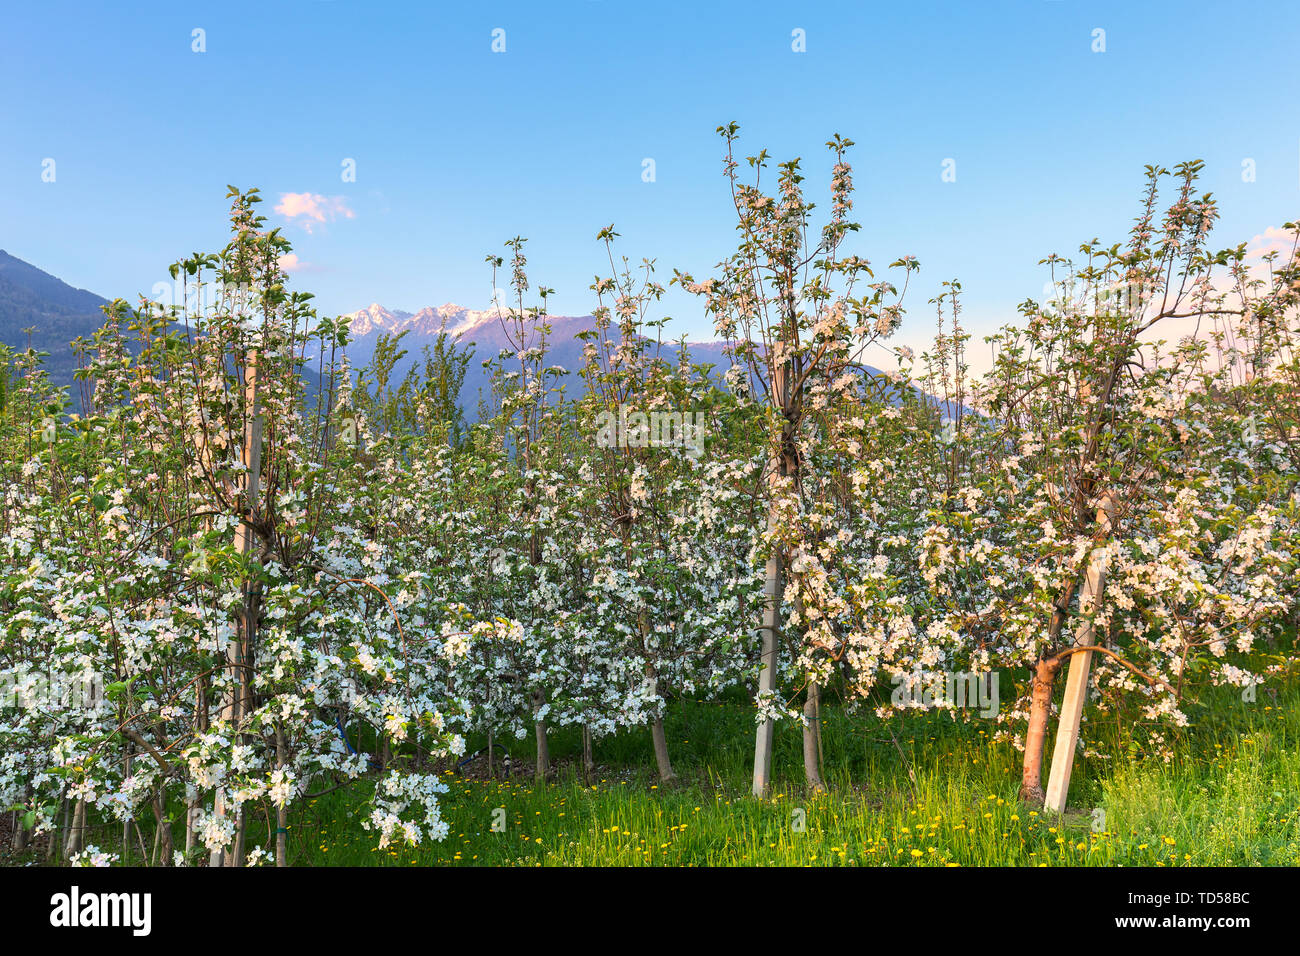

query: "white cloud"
left=278, top=253, right=311, bottom=273
left=1247, top=225, right=1298, bottom=260
left=274, top=192, right=355, bottom=233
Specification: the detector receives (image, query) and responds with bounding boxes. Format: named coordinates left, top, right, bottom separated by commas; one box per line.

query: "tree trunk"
left=275, top=722, right=288, bottom=867
left=802, top=680, right=825, bottom=791
left=66, top=798, right=86, bottom=860
left=581, top=724, right=593, bottom=783
left=11, top=811, right=27, bottom=853
left=1019, top=575, right=1080, bottom=805
left=213, top=349, right=263, bottom=868
left=49, top=798, right=66, bottom=863
left=153, top=791, right=172, bottom=867
left=753, top=353, right=795, bottom=798
left=231, top=809, right=246, bottom=867
left=642, top=661, right=676, bottom=784
left=752, top=544, right=784, bottom=798
left=184, top=797, right=197, bottom=860
left=11, top=786, right=30, bottom=853
left=209, top=790, right=226, bottom=867
left=1019, top=656, right=1061, bottom=804
left=121, top=751, right=133, bottom=863
left=650, top=714, right=675, bottom=784
left=532, top=689, right=549, bottom=779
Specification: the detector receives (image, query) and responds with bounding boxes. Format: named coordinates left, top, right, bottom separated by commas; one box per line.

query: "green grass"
left=287, top=675, right=1300, bottom=867
left=9, top=666, right=1296, bottom=867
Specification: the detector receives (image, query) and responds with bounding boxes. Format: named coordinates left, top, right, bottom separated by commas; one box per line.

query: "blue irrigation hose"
left=455, top=750, right=481, bottom=770
left=335, top=715, right=380, bottom=769
left=335, top=715, right=359, bottom=754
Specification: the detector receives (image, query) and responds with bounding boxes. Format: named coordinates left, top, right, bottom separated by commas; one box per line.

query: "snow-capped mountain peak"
left=347, top=303, right=415, bottom=335
left=345, top=302, right=509, bottom=338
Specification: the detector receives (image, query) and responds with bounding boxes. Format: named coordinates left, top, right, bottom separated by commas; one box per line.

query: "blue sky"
left=2, top=0, right=1297, bottom=366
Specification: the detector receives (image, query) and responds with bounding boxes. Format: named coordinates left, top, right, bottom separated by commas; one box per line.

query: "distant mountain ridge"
left=0, top=250, right=931, bottom=423
left=0, top=250, right=109, bottom=387
left=339, top=303, right=967, bottom=422
left=340, top=302, right=739, bottom=416
left=0, top=251, right=331, bottom=407
left=347, top=302, right=511, bottom=339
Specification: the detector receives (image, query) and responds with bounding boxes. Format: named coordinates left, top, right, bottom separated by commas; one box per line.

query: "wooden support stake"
left=1043, top=494, right=1117, bottom=814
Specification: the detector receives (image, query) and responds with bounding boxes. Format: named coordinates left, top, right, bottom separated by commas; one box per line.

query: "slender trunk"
left=487, top=727, right=494, bottom=779
left=213, top=350, right=263, bottom=868
left=11, top=788, right=30, bottom=852
left=228, top=537, right=261, bottom=870
left=581, top=724, right=593, bottom=783
left=209, top=790, right=226, bottom=867
left=184, top=797, right=197, bottom=860
left=802, top=680, right=825, bottom=791
left=231, top=809, right=246, bottom=867
left=752, top=545, right=784, bottom=798
left=650, top=713, right=675, bottom=784
left=275, top=722, right=288, bottom=867
left=642, top=659, right=676, bottom=784
left=135, top=819, right=149, bottom=863
left=152, top=791, right=172, bottom=867
left=72, top=799, right=86, bottom=858
left=794, top=584, right=823, bottom=791
left=532, top=689, right=549, bottom=779
left=533, top=719, right=549, bottom=778
left=754, top=363, right=794, bottom=797
left=187, top=678, right=204, bottom=863
left=1019, top=657, right=1061, bottom=804
left=815, top=688, right=825, bottom=771
left=121, top=751, right=132, bottom=863
left=66, top=799, right=86, bottom=860
left=48, top=798, right=66, bottom=862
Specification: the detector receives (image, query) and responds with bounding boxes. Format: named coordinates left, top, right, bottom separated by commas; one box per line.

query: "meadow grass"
left=288, top=672, right=1300, bottom=867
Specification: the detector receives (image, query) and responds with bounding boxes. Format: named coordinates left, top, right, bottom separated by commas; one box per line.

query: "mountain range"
left=339, top=302, right=739, bottom=415
left=0, top=253, right=739, bottom=415
left=0, top=252, right=923, bottom=421
left=0, top=249, right=109, bottom=390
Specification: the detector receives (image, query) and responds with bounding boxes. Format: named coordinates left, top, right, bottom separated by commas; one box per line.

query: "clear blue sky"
left=2, top=0, right=1297, bottom=364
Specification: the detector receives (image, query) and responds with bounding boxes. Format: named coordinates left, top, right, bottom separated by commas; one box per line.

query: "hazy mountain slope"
left=0, top=250, right=108, bottom=387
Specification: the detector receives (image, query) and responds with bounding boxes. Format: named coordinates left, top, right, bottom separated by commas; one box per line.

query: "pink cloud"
left=277, top=253, right=325, bottom=275
left=274, top=192, right=355, bottom=233
left=1247, top=225, right=1298, bottom=260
